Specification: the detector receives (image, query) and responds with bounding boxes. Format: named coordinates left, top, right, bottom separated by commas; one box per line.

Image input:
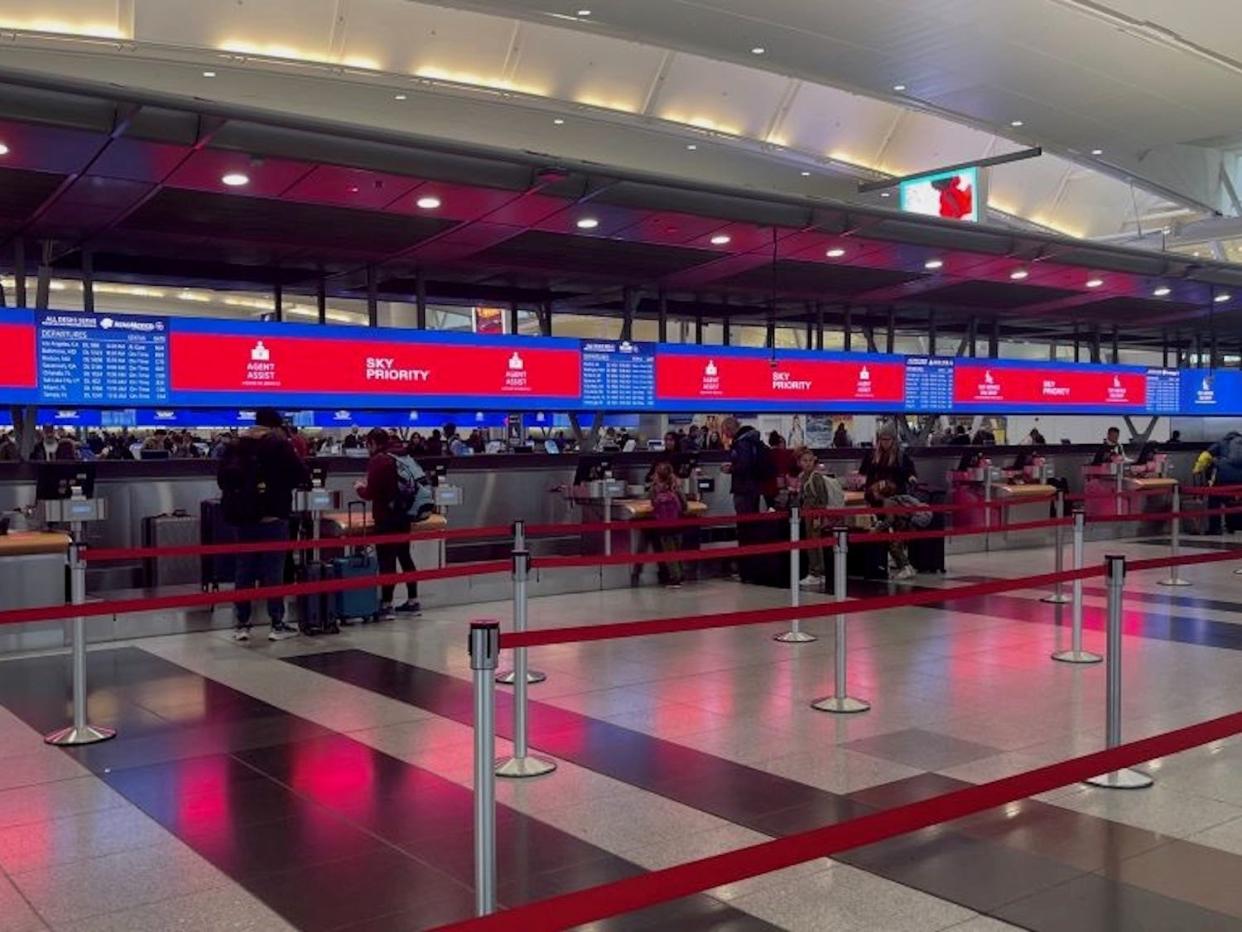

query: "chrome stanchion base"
left=44, top=724, right=116, bottom=747
left=495, top=669, right=547, bottom=685
left=1234, top=568, right=1242, bottom=576
left=774, top=630, right=818, bottom=643
left=1085, top=767, right=1153, bottom=789
left=1051, top=649, right=1103, bottom=664
left=811, top=695, right=871, bottom=714
left=1157, top=577, right=1194, bottom=587
left=1040, top=593, right=1072, bottom=604
left=495, top=755, right=557, bottom=779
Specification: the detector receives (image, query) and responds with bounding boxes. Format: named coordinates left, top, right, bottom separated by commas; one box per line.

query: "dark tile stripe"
left=0, top=648, right=773, bottom=932
left=289, top=650, right=1242, bottom=929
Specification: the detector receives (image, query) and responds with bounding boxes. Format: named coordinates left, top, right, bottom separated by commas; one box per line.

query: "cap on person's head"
left=366, top=428, right=389, bottom=447
left=255, top=408, right=283, bottom=429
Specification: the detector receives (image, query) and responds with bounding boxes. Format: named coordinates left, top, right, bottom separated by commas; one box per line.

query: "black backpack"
left=218, top=436, right=267, bottom=526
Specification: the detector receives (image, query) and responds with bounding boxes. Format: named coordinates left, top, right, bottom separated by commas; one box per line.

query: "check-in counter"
left=948, top=463, right=991, bottom=530
left=1083, top=460, right=1124, bottom=518
left=0, top=530, right=71, bottom=602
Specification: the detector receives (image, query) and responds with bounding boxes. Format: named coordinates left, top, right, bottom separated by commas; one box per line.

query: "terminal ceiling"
left=0, top=1, right=1241, bottom=351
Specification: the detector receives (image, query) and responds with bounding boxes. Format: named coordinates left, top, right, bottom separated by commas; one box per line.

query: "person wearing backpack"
left=649, top=461, right=687, bottom=588
left=794, top=447, right=844, bottom=589
left=355, top=428, right=433, bottom=619
left=217, top=408, right=310, bottom=642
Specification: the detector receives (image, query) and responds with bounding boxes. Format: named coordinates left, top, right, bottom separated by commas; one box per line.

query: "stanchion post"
left=1159, top=484, right=1193, bottom=587
left=775, top=506, right=817, bottom=643
left=496, top=547, right=557, bottom=779
left=496, top=521, right=546, bottom=686
left=1041, top=491, right=1070, bottom=603
left=1085, top=557, right=1153, bottom=789
left=470, top=621, right=500, bottom=915
left=1052, top=509, right=1101, bottom=665
left=812, top=527, right=869, bottom=713
left=45, top=539, right=116, bottom=747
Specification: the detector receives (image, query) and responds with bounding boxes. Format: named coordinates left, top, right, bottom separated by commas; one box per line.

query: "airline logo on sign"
left=975, top=369, right=1002, bottom=400
left=505, top=351, right=529, bottom=391
left=1198, top=375, right=1216, bottom=406
left=701, top=359, right=722, bottom=396
left=245, top=341, right=278, bottom=387
left=1107, top=374, right=1128, bottom=403
left=857, top=365, right=873, bottom=397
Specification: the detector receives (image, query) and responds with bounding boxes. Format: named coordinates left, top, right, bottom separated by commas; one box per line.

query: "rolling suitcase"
left=200, top=500, right=238, bottom=591
left=143, top=510, right=201, bottom=588
left=907, top=494, right=946, bottom=574
left=332, top=501, right=382, bottom=624
left=297, top=561, right=339, bottom=635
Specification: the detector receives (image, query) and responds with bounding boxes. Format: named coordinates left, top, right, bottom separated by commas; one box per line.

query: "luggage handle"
left=347, top=500, right=369, bottom=535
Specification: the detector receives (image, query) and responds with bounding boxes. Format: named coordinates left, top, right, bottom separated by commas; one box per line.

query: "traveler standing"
left=721, top=417, right=774, bottom=583
left=217, top=408, right=309, bottom=642
left=795, top=447, right=844, bottom=589
left=649, top=461, right=686, bottom=588
left=355, top=428, right=432, bottom=619
left=443, top=423, right=470, bottom=457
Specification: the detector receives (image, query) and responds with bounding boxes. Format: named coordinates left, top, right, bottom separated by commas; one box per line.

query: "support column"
left=928, top=310, right=936, bottom=356
left=540, top=300, right=552, bottom=337
left=35, top=242, right=52, bottom=311
left=317, top=277, right=327, bottom=324
left=968, top=317, right=978, bottom=357
left=1112, top=324, right=1120, bottom=364
left=416, top=272, right=427, bottom=329
left=815, top=302, right=824, bottom=350
left=1091, top=324, right=1101, bottom=363
left=508, top=300, right=519, bottom=336
left=366, top=266, right=378, bottom=327
left=843, top=306, right=852, bottom=351
left=989, top=318, right=1000, bottom=358
left=657, top=290, right=668, bottom=343
left=273, top=281, right=283, bottom=323
left=695, top=311, right=703, bottom=344
left=81, top=249, right=94, bottom=314
left=620, top=287, right=636, bottom=342
left=14, top=238, right=26, bottom=308
left=885, top=307, right=895, bottom=354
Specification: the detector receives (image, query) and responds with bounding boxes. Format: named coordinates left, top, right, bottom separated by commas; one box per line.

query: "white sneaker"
left=893, top=565, right=917, bottom=581
left=268, top=624, right=300, bottom=642
left=232, top=627, right=250, bottom=642
left=799, top=575, right=824, bottom=589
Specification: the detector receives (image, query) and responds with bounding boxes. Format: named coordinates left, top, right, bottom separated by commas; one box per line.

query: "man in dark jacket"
left=722, top=417, right=775, bottom=583
left=217, top=408, right=309, bottom=642
left=355, top=428, right=423, bottom=619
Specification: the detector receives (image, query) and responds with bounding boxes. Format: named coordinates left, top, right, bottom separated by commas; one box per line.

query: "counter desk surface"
left=0, top=530, right=71, bottom=556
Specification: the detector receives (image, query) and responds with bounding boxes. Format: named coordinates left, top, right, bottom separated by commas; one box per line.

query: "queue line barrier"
left=462, top=540, right=1242, bottom=922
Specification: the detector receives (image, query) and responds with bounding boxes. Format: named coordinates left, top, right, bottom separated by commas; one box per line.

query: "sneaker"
left=232, top=627, right=250, bottom=642
left=665, top=582, right=682, bottom=590
left=268, top=623, right=300, bottom=642
left=799, top=575, right=824, bottom=589
left=395, top=601, right=422, bottom=617
left=379, top=604, right=397, bottom=621
left=893, top=565, right=917, bottom=581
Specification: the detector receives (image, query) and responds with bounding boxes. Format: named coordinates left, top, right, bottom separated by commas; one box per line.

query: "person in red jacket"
left=354, top=429, right=421, bottom=619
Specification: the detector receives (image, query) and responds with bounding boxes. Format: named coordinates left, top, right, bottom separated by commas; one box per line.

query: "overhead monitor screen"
left=899, top=167, right=979, bottom=222
left=1178, top=369, right=1242, bottom=415
left=951, top=359, right=1150, bottom=413
left=655, top=345, right=905, bottom=412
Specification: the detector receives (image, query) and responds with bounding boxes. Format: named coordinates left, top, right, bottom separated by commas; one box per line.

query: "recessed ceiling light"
left=394, top=93, right=407, bottom=100
left=1153, top=286, right=1171, bottom=297
left=553, top=118, right=565, bottom=125
left=751, top=47, right=766, bottom=55
left=1215, top=293, right=1231, bottom=303
left=1086, top=278, right=1104, bottom=288
left=710, top=234, right=732, bottom=246
left=686, top=143, right=697, bottom=150
left=1009, top=269, right=1029, bottom=280
left=348, top=186, right=359, bottom=193
left=576, top=217, right=599, bottom=230
left=221, top=172, right=250, bottom=187
left=1091, top=148, right=1103, bottom=156
left=826, top=248, right=846, bottom=258
left=577, top=8, right=592, bottom=15
left=416, top=195, right=442, bottom=210
left=1010, top=120, right=1024, bottom=127
left=202, top=70, right=216, bottom=78
left=0, top=143, right=9, bottom=156
left=800, top=170, right=811, bottom=177
left=892, top=84, right=907, bottom=92
left=924, top=259, right=944, bottom=270
left=880, top=191, right=891, bottom=198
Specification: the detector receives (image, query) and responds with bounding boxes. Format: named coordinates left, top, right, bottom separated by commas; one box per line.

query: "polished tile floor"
left=0, top=533, right=1241, bottom=930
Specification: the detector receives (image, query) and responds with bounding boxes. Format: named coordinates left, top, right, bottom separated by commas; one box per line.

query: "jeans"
left=234, top=520, right=289, bottom=627
left=376, top=517, right=417, bottom=604
left=805, top=521, right=827, bottom=578
left=733, top=492, right=763, bottom=582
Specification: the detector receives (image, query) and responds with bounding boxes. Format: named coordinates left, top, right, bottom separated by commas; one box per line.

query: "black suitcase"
left=297, top=561, right=340, bottom=636
left=143, top=511, right=201, bottom=588
left=200, top=500, right=238, bottom=591
left=741, top=514, right=788, bottom=588
left=846, top=537, right=890, bottom=581
left=907, top=503, right=947, bottom=574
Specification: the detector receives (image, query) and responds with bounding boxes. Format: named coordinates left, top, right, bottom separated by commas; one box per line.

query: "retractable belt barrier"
left=441, top=707, right=1242, bottom=931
